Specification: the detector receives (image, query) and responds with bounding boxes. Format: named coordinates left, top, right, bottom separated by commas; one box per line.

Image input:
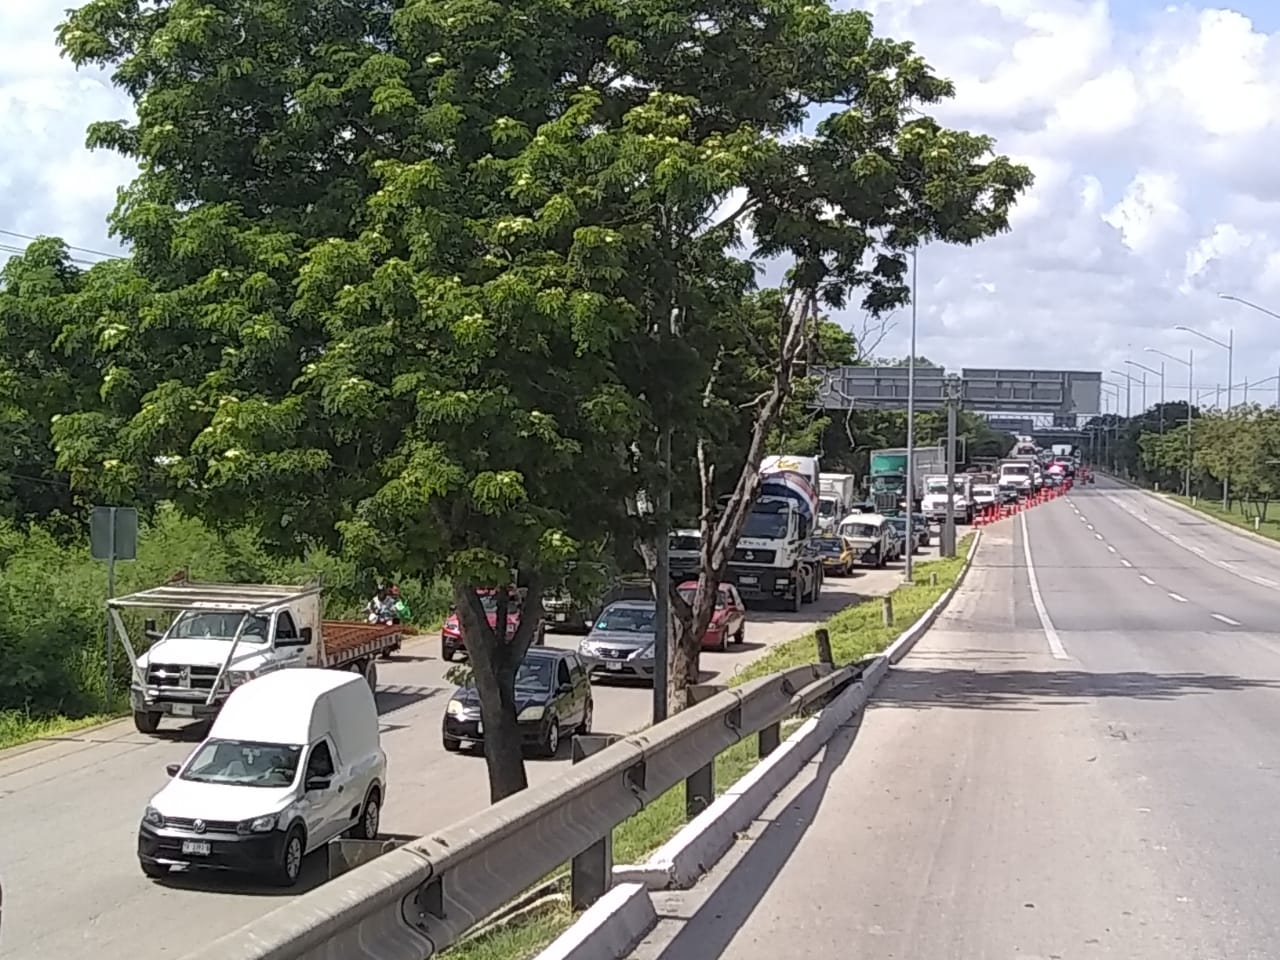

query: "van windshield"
left=170, top=612, right=270, bottom=643
left=841, top=522, right=879, bottom=539
left=181, top=739, right=302, bottom=788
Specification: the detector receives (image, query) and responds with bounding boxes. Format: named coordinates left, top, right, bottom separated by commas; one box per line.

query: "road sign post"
left=90, top=507, right=138, bottom=699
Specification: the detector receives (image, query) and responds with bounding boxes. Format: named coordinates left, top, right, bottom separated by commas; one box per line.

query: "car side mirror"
left=557, top=683, right=573, bottom=694
left=165, top=763, right=180, bottom=778
left=305, top=776, right=331, bottom=792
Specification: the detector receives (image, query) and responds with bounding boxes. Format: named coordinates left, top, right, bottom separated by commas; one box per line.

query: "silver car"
left=577, top=600, right=657, bottom=682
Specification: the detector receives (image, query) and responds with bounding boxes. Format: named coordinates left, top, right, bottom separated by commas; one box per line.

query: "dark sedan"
left=442, top=647, right=593, bottom=757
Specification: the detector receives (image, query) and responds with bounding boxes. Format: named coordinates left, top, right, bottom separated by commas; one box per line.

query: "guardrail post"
left=930, top=571, right=938, bottom=586
left=684, top=684, right=726, bottom=818
left=815, top=627, right=833, bottom=667
left=881, top=596, right=893, bottom=626
left=570, top=734, right=619, bottom=909
left=758, top=721, right=781, bottom=759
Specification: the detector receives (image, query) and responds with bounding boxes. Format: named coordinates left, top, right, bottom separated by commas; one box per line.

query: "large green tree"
left=57, top=0, right=1031, bottom=795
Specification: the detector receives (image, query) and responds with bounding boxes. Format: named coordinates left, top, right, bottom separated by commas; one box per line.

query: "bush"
left=0, top=505, right=450, bottom=721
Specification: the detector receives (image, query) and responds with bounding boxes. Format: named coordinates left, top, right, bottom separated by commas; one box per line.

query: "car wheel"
left=349, top=787, right=381, bottom=840
left=133, top=711, right=161, bottom=734
left=540, top=717, right=561, bottom=758
left=716, top=630, right=728, bottom=652
left=441, top=643, right=456, bottom=662
left=361, top=658, right=378, bottom=693
left=734, top=624, right=745, bottom=645
left=791, top=585, right=803, bottom=612
left=140, top=859, right=168, bottom=880
left=577, top=701, right=593, bottom=735
left=274, top=826, right=306, bottom=887
left=442, top=735, right=461, bottom=752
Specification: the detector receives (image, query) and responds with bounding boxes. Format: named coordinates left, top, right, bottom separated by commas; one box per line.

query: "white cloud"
left=5, top=0, right=1280, bottom=414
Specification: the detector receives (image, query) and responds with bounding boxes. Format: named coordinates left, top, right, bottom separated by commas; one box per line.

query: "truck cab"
left=921, top=475, right=974, bottom=525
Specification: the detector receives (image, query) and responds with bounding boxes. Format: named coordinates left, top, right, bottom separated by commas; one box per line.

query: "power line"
left=0, top=243, right=101, bottom=268
left=0, top=228, right=124, bottom=261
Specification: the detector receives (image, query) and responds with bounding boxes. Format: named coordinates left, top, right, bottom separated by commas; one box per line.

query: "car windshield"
left=678, top=587, right=726, bottom=608
left=181, top=738, right=302, bottom=788
left=477, top=592, right=519, bottom=613
left=514, top=656, right=554, bottom=690
left=170, top=612, right=270, bottom=643
left=742, top=507, right=789, bottom=538
left=596, top=605, right=656, bottom=632
left=841, top=522, right=879, bottom=538
left=889, top=519, right=906, bottom=532
left=670, top=534, right=701, bottom=552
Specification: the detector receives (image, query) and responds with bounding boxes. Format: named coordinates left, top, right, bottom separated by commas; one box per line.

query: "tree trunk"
left=452, top=579, right=543, bottom=803
left=666, top=614, right=701, bottom=714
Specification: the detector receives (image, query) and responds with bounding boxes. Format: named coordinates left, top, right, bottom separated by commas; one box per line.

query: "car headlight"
left=579, top=641, right=596, bottom=655
left=446, top=699, right=464, bottom=717
left=144, top=806, right=165, bottom=827
left=237, top=813, right=278, bottom=835
left=518, top=705, right=545, bottom=721
left=638, top=643, right=655, bottom=658
left=227, top=670, right=255, bottom=687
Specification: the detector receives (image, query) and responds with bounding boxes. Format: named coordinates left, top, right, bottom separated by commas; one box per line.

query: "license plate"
left=181, top=840, right=210, bottom=856
left=739, top=576, right=758, bottom=584
left=605, top=662, right=624, bottom=671
left=554, top=612, right=567, bottom=621
left=476, top=720, right=483, bottom=734
left=171, top=703, right=194, bottom=717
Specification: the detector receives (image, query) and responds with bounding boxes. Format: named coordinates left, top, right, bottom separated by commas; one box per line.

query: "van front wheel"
left=349, top=788, right=381, bottom=840
left=274, top=826, right=306, bottom=887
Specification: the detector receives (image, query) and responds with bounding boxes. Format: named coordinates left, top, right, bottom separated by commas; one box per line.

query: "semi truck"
left=110, top=580, right=404, bottom=736
left=722, top=454, right=824, bottom=611
left=868, top=446, right=947, bottom=515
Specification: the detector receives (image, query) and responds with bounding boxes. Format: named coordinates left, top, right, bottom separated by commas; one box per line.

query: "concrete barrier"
left=530, top=883, right=656, bottom=960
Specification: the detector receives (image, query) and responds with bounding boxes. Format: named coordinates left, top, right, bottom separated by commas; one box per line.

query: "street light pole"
left=1126, top=358, right=1164, bottom=433
left=1175, top=324, right=1233, bottom=509
left=904, top=246, right=917, bottom=583
left=1146, top=347, right=1193, bottom=495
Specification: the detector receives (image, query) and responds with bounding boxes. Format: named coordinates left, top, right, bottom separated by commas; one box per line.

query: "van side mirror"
left=165, top=763, right=180, bottom=777
left=305, top=776, right=331, bottom=792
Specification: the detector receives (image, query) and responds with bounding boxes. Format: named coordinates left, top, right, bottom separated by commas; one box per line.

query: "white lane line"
left=1120, top=558, right=1132, bottom=567
left=1140, top=575, right=1156, bottom=585
left=1212, top=613, right=1242, bottom=626
left=1168, top=592, right=1189, bottom=603
left=1078, top=515, right=1087, bottom=522
left=1094, top=532, right=1104, bottom=540
left=1256, top=576, right=1279, bottom=588
left=1107, top=545, right=1117, bottom=553
left=1190, top=545, right=1206, bottom=556
left=1019, top=511, right=1071, bottom=660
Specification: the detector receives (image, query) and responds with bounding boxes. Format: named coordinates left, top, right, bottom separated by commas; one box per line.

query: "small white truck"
left=817, top=473, right=857, bottom=533
left=921, top=474, right=974, bottom=525
left=111, top=580, right=404, bottom=736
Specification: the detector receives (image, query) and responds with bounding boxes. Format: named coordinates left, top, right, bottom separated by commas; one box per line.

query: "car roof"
left=605, top=599, right=657, bottom=610
left=676, top=580, right=731, bottom=591
left=524, top=646, right=565, bottom=661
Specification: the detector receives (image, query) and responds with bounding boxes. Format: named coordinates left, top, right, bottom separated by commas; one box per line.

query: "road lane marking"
left=1140, top=575, right=1156, bottom=585
left=1212, top=613, right=1241, bottom=626
left=1095, top=533, right=1104, bottom=540
left=1087, top=524, right=1094, bottom=530
left=1078, top=515, right=1087, bottom=522
left=1121, top=558, right=1132, bottom=566
left=1255, top=576, right=1279, bottom=587
left=1168, top=592, right=1189, bottom=603
left=1107, top=545, right=1117, bottom=553
left=1019, top=511, right=1070, bottom=660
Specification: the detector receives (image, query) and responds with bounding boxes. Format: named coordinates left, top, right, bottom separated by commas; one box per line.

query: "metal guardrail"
left=179, top=659, right=864, bottom=960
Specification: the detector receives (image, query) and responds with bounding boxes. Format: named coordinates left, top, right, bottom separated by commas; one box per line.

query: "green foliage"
left=0, top=506, right=448, bottom=722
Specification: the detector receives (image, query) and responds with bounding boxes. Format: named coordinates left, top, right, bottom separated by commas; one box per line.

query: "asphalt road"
left=630, top=477, right=1280, bottom=960
left=0, top=546, right=939, bottom=960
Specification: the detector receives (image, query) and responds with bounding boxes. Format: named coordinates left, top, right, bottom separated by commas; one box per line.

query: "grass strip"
left=447, top=535, right=975, bottom=959
left=1164, top=493, right=1280, bottom=542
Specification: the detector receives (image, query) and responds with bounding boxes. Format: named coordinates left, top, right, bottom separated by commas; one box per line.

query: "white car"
left=138, top=669, right=386, bottom=886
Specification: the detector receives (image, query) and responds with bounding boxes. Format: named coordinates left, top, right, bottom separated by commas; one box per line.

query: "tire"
left=790, top=584, right=803, bottom=612
left=349, top=787, right=381, bottom=840
left=274, top=825, right=306, bottom=887
left=362, top=658, right=378, bottom=693
left=715, top=631, right=728, bottom=652
left=441, top=642, right=456, bottom=662
left=535, top=623, right=547, bottom=646
left=733, top=624, right=745, bottom=645
left=442, top=735, right=461, bottom=752
left=577, top=700, right=594, bottom=735
left=540, top=717, right=561, bottom=758
left=133, top=711, right=161, bottom=734
left=140, top=859, right=168, bottom=880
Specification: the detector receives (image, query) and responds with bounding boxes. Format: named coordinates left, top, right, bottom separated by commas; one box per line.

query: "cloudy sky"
left=3, top=0, right=1280, bottom=416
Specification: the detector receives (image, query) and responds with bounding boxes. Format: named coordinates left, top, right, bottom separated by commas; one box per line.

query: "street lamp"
left=1127, top=359, right=1164, bottom=432
left=1146, top=347, right=1194, bottom=496
left=1175, top=323, right=1233, bottom=509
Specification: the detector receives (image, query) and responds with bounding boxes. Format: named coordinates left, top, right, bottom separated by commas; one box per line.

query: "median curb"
left=1097, top=471, right=1280, bottom=553
left=533, top=536, right=983, bottom=960
left=884, top=528, right=982, bottom=664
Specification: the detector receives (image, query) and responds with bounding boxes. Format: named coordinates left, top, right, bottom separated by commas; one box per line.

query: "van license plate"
left=182, top=840, right=210, bottom=856
left=171, top=703, right=194, bottom=717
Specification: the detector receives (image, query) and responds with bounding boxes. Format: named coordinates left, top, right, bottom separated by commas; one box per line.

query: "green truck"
left=868, top=446, right=947, bottom=515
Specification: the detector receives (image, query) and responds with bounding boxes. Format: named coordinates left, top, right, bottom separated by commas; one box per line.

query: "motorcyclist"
left=386, top=585, right=412, bottom=624
left=365, top=584, right=389, bottom=623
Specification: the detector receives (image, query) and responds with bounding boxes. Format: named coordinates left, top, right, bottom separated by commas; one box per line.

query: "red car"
left=441, top=588, right=545, bottom=661
left=676, top=581, right=747, bottom=651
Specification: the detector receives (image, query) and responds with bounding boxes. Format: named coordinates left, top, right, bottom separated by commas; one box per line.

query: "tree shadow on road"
left=641, top=715, right=861, bottom=960
left=871, top=666, right=1280, bottom=712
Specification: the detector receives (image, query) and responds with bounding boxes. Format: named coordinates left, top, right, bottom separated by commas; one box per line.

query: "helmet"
left=389, top=586, right=400, bottom=597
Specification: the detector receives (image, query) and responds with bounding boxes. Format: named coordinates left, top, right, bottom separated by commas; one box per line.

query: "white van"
left=137, top=669, right=387, bottom=886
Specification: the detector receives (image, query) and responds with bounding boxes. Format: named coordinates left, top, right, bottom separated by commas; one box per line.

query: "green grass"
left=0, top=708, right=122, bottom=751
left=445, top=537, right=976, bottom=958
left=1165, top=493, right=1280, bottom=541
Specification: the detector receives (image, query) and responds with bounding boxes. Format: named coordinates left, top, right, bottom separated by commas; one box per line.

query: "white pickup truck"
left=111, top=580, right=404, bottom=736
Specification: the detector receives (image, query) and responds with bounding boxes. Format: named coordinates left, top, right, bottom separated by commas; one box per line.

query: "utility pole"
left=653, top=425, right=670, bottom=725
left=941, top=375, right=961, bottom=558
left=904, top=247, right=918, bottom=582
